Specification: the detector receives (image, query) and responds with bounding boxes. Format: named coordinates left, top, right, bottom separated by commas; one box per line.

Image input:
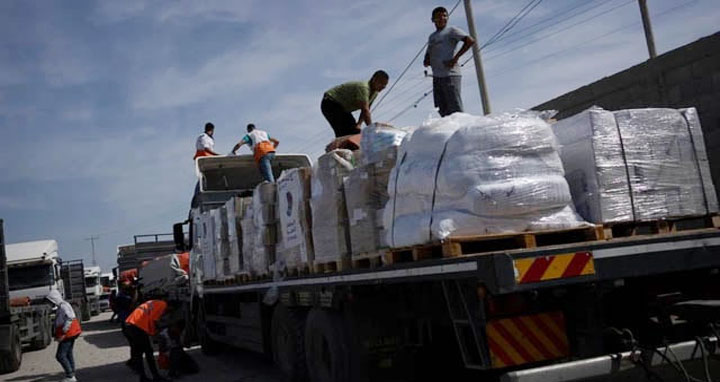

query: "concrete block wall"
left=535, top=32, right=720, bottom=200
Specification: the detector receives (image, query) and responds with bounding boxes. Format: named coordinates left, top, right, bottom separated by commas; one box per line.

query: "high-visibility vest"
left=126, top=300, right=168, bottom=336
left=55, top=319, right=82, bottom=340
left=246, top=130, right=276, bottom=163
left=178, top=252, right=190, bottom=274
left=193, top=150, right=214, bottom=160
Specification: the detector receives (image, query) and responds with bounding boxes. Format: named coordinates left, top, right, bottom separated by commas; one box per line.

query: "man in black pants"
left=125, top=299, right=173, bottom=382
left=321, top=70, right=389, bottom=137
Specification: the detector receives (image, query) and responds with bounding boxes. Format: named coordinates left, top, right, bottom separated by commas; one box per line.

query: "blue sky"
left=1, top=0, right=718, bottom=271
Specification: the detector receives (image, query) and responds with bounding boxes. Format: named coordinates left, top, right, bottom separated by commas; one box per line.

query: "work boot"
left=152, top=376, right=171, bottom=382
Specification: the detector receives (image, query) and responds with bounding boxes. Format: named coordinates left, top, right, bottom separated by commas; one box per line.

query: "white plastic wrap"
left=201, top=211, right=217, bottom=280
left=277, top=168, right=314, bottom=270
left=311, top=150, right=355, bottom=263
left=240, top=201, right=256, bottom=275
left=225, top=196, right=251, bottom=275
left=251, top=182, right=278, bottom=275
left=213, top=206, right=230, bottom=279
left=553, top=107, right=718, bottom=224
left=360, top=123, right=408, bottom=165
left=384, top=112, right=586, bottom=248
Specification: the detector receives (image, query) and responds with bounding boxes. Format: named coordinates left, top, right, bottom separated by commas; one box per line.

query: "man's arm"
left=445, top=35, right=475, bottom=68
left=231, top=141, right=247, bottom=155
left=423, top=48, right=431, bottom=67
left=355, top=101, right=372, bottom=130
left=270, top=138, right=279, bottom=148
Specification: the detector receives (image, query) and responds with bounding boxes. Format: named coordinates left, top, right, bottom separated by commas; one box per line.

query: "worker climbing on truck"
left=423, top=6, right=475, bottom=117
left=321, top=70, right=389, bottom=137
left=193, top=122, right=219, bottom=160
left=231, top=123, right=279, bottom=183
left=46, top=289, right=82, bottom=382
left=124, top=299, right=174, bottom=382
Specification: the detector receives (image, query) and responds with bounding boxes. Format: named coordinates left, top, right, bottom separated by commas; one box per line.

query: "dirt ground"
left=2, top=312, right=284, bottom=382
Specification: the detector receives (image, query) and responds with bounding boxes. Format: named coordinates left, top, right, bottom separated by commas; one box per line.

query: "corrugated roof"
left=6, top=240, right=59, bottom=264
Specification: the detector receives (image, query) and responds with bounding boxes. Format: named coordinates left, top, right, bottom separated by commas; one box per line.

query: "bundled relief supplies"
left=360, top=123, right=408, bottom=165
left=345, top=147, right=397, bottom=256
left=240, top=202, right=256, bottom=275
left=311, top=150, right=355, bottom=266
left=200, top=211, right=217, bottom=280
left=251, top=182, right=278, bottom=275
left=277, top=168, right=314, bottom=271
left=553, top=107, right=718, bottom=223
left=213, top=206, right=230, bottom=279
left=225, top=196, right=252, bottom=275
left=384, top=111, right=586, bottom=248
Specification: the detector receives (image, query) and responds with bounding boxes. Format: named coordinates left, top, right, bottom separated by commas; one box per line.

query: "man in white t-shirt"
left=231, top=123, right=280, bottom=182
left=194, top=122, right=219, bottom=159
left=423, top=6, right=475, bottom=117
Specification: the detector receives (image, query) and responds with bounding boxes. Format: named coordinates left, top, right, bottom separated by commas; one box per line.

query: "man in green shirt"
left=321, top=70, right=389, bottom=137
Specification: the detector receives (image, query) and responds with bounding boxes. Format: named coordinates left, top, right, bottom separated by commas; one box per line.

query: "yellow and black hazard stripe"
left=485, top=312, right=569, bottom=368
left=514, top=251, right=595, bottom=284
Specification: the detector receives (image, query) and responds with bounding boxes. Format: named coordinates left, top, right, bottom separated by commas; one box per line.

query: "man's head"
left=46, top=289, right=63, bottom=306
left=247, top=123, right=255, bottom=133
left=205, top=122, right=215, bottom=136
left=370, top=70, right=389, bottom=92
left=432, top=6, right=449, bottom=30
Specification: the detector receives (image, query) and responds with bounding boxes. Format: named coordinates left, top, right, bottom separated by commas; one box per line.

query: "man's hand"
left=228, top=151, right=236, bottom=156
left=444, top=57, right=458, bottom=68
left=423, top=57, right=430, bottom=67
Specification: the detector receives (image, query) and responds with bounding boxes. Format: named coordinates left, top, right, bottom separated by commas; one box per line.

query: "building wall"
left=535, top=32, right=720, bottom=199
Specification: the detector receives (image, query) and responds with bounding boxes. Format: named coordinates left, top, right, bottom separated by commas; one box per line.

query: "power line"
left=481, top=0, right=544, bottom=50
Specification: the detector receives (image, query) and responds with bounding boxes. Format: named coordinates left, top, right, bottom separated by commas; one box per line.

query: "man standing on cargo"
left=423, top=6, right=475, bottom=117
left=231, top=124, right=280, bottom=182
left=321, top=70, right=389, bottom=137
left=194, top=122, right=220, bottom=160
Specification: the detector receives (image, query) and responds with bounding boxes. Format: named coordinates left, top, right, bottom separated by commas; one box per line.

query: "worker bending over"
left=194, top=122, right=219, bottom=159
left=125, top=299, right=173, bottom=382
left=423, top=6, right=475, bottom=116
left=321, top=70, right=389, bottom=137
left=47, top=290, right=82, bottom=382
left=231, top=123, right=279, bottom=182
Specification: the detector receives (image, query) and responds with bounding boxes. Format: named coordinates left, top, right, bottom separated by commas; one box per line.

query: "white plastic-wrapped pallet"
left=360, top=123, right=408, bottom=165
left=225, top=196, right=251, bottom=275
left=553, top=107, right=719, bottom=224
left=240, top=202, right=256, bottom=275
left=252, top=182, right=278, bottom=275
left=201, top=211, right=217, bottom=280
left=277, top=168, right=314, bottom=271
left=311, top=150, right=355, bottom=265
left=384, top=112, right=586, bottom=248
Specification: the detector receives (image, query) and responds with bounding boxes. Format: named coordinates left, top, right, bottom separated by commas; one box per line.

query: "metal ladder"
left=441, top=279, right=489, bottom=369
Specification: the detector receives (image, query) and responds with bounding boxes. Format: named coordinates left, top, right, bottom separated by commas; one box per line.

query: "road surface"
left=2, top=312, right=284, bottom=382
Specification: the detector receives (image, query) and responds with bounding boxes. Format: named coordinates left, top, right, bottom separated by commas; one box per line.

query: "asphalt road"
left=2, top=312, right=284, bottom=382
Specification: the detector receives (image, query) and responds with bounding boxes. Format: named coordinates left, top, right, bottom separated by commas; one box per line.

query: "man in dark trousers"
left=321, top=70, right=389, bottom=137
left=125, top=299, right=173, bottom=382
left=423, top=6, right=475, bottom=117
left=47, top=290, right=82, bottom=382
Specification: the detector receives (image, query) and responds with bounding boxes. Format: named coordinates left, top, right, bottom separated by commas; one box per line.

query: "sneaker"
left=61, top=377, right=77, bottom=382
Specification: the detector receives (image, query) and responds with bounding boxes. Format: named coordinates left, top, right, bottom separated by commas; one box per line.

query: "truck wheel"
left=271, top=304, right=308, bottom=382
left=304, top=309, right=353, bottom=382
left=0, top=326, right=22, bottom=373
left=81, top=301, right=91, bottom=322
left=30, top=314, right=51, bottom=350
left=198, top=303, right=222, bottom=355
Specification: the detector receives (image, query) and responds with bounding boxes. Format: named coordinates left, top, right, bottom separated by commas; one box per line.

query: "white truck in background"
left=84, top=266, right=102, bottom=316
left=99, top=272, right=115, bottom=311
left=1, top=227, right=57, bottom=373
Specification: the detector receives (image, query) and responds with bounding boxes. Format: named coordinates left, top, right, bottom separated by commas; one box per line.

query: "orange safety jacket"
left=254, top=141, right=276, bottom=163
left=55, top=319, right=82, bottom=340
left=193, top=150, right=215, bottom=160
left=177, top=252, right=190, bottom=274
left=126, top=300, right=168, bottom=336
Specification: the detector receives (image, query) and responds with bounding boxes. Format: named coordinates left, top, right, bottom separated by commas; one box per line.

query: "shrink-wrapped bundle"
left=311, top=150, right=355, bottom=265
left=553, top=107, right=718, bottom=223
left=240, top=202, right=256, bottom=275
left=251, top=182, right=278, bottom=275
left=277, top=168, right=314, bottom=271
left=212, top=206, right=230, bottom=279
left=384, top=112, right=586, bottom=248
left=225, top=196, right=252, bottom=275
left=360, top=123, right=408, bottom=165
left=201, top=211, right=217, bottom=280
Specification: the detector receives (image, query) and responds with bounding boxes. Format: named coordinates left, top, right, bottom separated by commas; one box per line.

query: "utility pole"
left=464, top=0, right=491, bottom=115
left=638, top=0, right=657, bottom=59
left=86, top=235, right=99, bottom=266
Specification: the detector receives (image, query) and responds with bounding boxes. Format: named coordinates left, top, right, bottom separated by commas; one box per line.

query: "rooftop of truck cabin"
left=6, top=240, right=59, bottom=266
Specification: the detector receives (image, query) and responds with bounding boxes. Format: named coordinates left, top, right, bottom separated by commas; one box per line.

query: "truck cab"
left=99, top=272, right=115, bottom=311
left=84, top=266, right=102, bottom=316
left=7, top=240, right=63, bottom=302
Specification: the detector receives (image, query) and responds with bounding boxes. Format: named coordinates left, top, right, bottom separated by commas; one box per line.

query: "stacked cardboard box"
left=553, top=107, right=719, bottom=223
left=311, top=150, right=355, bottom=267
left=225, top=196, right=252, bottom=276
left=345, top=148, right=397, bottom=256
left=200, top=211, right=216, bottom=280
left=277, top=167, right=314, bottom=271
left=212, top=206, right=230, bottom=280
left=251, top=182, right=278, bottom=275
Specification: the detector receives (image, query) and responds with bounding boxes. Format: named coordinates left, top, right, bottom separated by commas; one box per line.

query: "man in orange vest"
left=194, top=122, right=219, bottom=160
left=47, top=290, right=82, bottom=382
left=125, top=299, right=173, bottom=382
left=231, top=123, right=279, bottom=182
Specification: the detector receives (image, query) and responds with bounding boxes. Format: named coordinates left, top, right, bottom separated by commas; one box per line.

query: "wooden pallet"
left=312, top=258, right=349, bottom=274
left=384, top=245, right=445, bottom=265
left=351, top=252, right=386, bottom=269
left=603, top=214, right=720, bottom=239
left=285, top=265, right=312, bottom=277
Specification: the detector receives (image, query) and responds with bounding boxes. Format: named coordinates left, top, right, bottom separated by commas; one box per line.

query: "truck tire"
left=271, top=304, right=308, bottom=382
left=0, top=326, right=22, bottom=373
left=81, top=301, right=91, bottom=322
left=30, top=313, right=52, bottom=350
left=198, top=303, right=222, bottom=355
left=304, top=309, right=353, bottom=382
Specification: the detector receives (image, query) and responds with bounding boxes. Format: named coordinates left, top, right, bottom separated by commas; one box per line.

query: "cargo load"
left=200, top=212, right=217, bottom=280
left=250, top=182, right=278, bottom=276
left=213, top=206, right=230, bottom=279
left=345, top=147, right=398, bottom=256
left=311, top=150, right=355, bottom=267
left=552, top=107, right=719, bottom=224
left=277, top=168, right=314, bottom=272
left=384, top=112, right=586, bottom=248
left=359, top=123, right=408, bottom=165
left=225, top=196, right=252, bottom=276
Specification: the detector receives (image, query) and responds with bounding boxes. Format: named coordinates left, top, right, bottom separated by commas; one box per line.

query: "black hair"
left=372, top=70, right=389, bottom=81
left=247, top=123, right=255, bottom=132
left=432, top=6, right=448, bottom=19
left=204, top=122, right=214, bottom=132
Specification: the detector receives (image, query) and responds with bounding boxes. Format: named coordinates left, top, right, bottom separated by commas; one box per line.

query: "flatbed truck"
left=169, top=155, right=720, bottom=382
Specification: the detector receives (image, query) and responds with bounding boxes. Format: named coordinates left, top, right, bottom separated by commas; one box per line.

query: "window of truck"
left=9, top=264, right=53, bottom=291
